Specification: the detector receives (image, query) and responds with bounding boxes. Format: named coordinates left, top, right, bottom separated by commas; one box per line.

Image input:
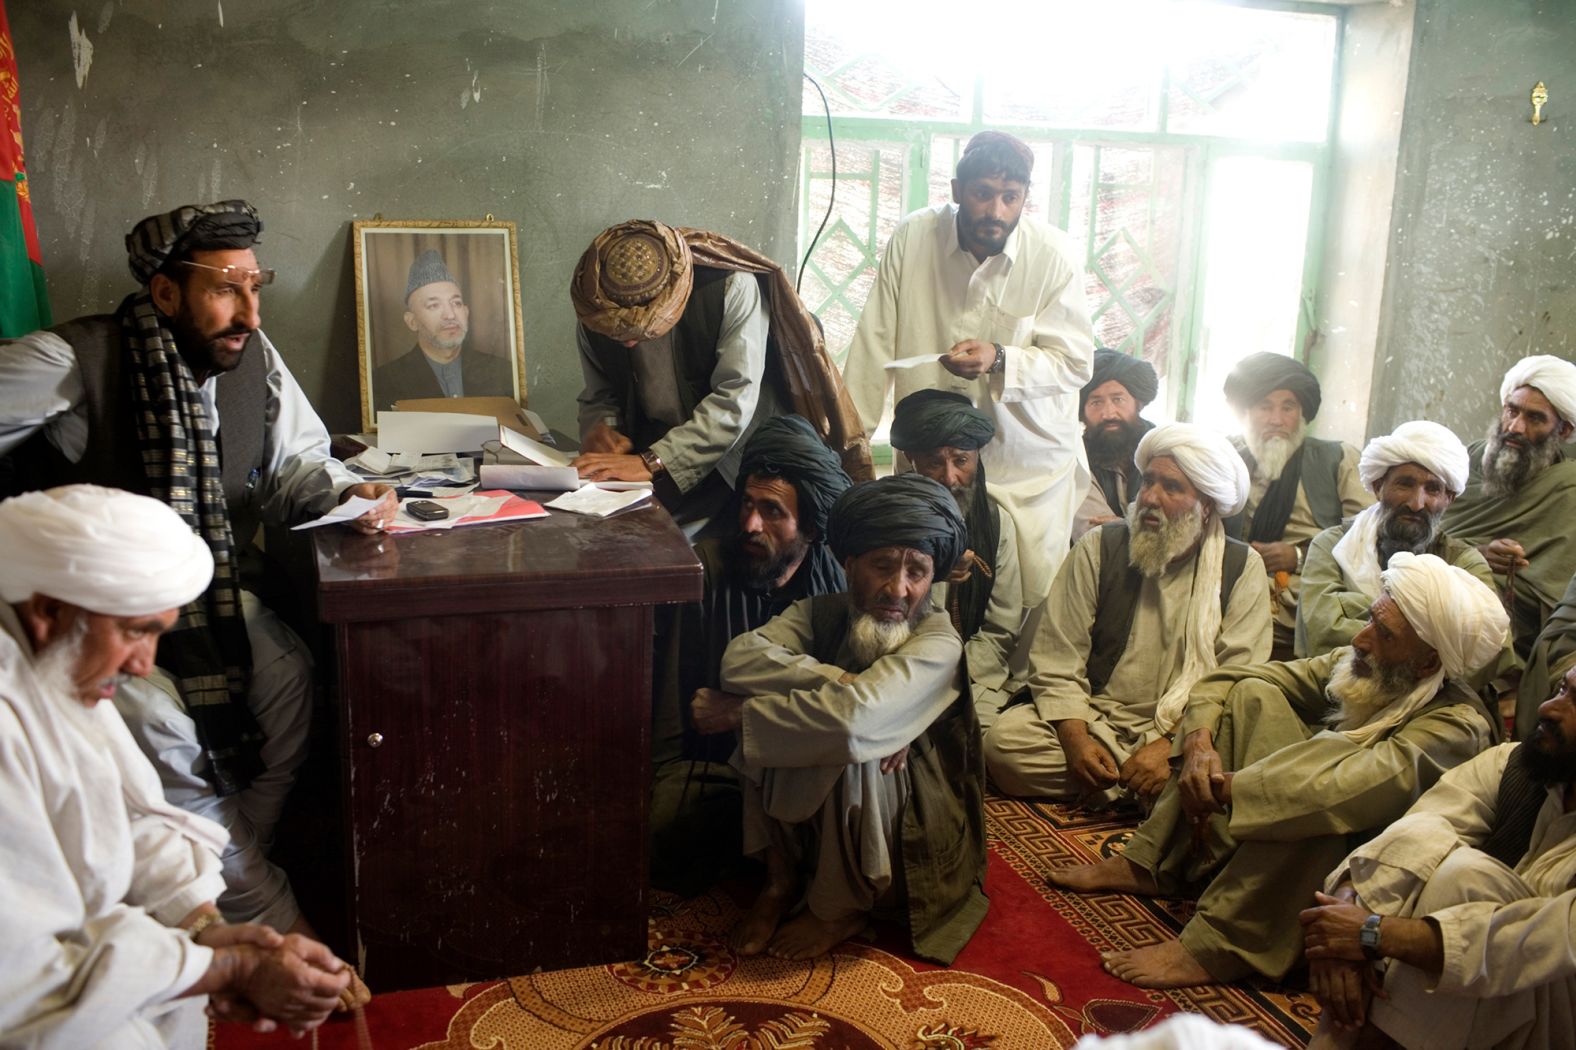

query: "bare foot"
left=1046, top=855, right=1160, bottom=895
left=729, top=885, right=793, bottom=957
left=765, top=909, right=867, bottom=961
left=1101, top=939, right=1215, bottom=988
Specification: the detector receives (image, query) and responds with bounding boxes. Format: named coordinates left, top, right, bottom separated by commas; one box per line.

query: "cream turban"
left=1135, top=422, right=1251, bottom=518
left=1358, top=420, right=1471, bottom=495
left=1381, top=551, right=1509, bottom=680
left=1502, top=355, right=1576, bottom=440
left=0, top=485, right=213, bottom=616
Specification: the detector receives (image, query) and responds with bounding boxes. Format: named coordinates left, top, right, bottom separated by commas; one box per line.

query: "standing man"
left=370, top=248, right=515, bottom=407
left=1441, top=354, right=1576, bottom=664
left=571, top=219, right=870, bottom=536
left=1223, top=351, right=1372, bottom=659
left=1073, top=348, right=1158, bottom=542
left=841, top=131, right=1096, bottom=605
left=0, top=200, right=397, bottom=936
left=693, top=474, right=986, bottom=965
left=889, top=389, right=1025, bottom=728
left=650, top=414, right=852, bottom=895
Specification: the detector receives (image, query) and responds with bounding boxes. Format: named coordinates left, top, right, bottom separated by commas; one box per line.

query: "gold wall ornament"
left=1532, top=82, right=1548, bottom=125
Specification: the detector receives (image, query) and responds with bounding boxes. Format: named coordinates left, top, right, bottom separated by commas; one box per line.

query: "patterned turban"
left=737, top=415, right=852, bottom=540
left=0, top=485, right=213, bottom=616
left=1502, top=355, right=1576, bottom=439
left=889, top=389, right=996, bottom=453
left=1081, top=348, right=1159, bottom=409
left=1358, top=420, right=1471, bottom=495
left=570, top=219, right=695, bottom=342
left=405, top=249, right=458, bottom=301
left=1223, top=351, right=1322, bottom=421
left=124, top=199, right=262, bottom=285
left=1382, top=552, right=1509, bottom=680
left=1135, top=422, right=1251, bottom=518
left=827, top=474, right=967, bottom=574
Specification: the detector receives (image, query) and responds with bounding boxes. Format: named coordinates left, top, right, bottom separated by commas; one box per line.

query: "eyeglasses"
left=176, top=260, right=277, bottom=285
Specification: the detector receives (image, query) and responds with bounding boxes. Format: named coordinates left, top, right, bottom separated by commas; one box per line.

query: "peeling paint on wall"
left=67, top=12, right=93, bottom=88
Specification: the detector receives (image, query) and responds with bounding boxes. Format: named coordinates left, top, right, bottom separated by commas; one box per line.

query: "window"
left=798, top=0, right=1340, bottom=429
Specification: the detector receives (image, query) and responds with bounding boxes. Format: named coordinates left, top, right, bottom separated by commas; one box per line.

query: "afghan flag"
left=0, top=0, right=49, bottom=337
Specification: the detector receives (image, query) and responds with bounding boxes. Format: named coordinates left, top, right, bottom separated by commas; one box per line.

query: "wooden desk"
left=313, top=500, right=701, bottom=991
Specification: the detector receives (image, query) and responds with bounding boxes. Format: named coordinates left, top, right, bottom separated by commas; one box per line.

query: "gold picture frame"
left=352, top=218, right=527, bottom=431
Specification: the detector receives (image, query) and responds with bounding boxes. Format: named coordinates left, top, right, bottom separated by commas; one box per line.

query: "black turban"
left=1223, top=351, right=1322, bottom=421
left=889, top=389, right=995, bottom=453
left=125, top=200, right=262, bottom=284
left=736, top=415, right=853, bottom=540
left=827, top=474, right=967, bottom=574
left=1080, top=348, right=1158, bottom=409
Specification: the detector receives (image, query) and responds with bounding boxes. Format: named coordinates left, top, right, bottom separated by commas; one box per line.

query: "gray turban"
left=737, top=415, right=852, bottom=539
left=405, top=249, right=459, bottom=301
left=1081, top=348, right=1159, bottom=409
left=0, top=485, right=213, bottom=615
left=889, top=389, right=996, bottom=453
left=1223, top=351, right=1322, bottom=421
left=827, top=474, right=967, bottom=573
left=125, top=199, right=262, bottom=284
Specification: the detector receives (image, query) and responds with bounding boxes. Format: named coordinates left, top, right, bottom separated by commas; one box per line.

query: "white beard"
left=1126, top=501, right=1205, bottom=578
left=1325, top=649, right=1419, bottom=730
left=31, top=619, right=97, bottom=719
left=1246, top=422, right=1307, bottom=483
left=846, top=611, right=914, bottom=671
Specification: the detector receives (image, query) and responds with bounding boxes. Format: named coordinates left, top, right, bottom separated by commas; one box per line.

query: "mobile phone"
left=406, top=499, right=449, bottom=522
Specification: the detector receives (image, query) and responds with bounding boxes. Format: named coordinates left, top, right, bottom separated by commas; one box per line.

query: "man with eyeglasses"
left=0, top=200, right=395, bottom=946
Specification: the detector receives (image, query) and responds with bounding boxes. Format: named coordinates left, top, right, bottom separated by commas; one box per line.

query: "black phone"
left=406, top=500, right=450, bottom=522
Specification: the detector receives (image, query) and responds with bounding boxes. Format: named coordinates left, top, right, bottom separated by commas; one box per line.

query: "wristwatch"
left=186, top=910, right=226, bottom=941
left=989, top=342, right=1007, bottom=375
left=639, top=449, right=667, bottom=480
left=1358, top=913, right=1384, bottom=961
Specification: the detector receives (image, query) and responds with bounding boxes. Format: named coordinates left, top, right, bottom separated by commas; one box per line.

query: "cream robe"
left=0, top=607, right=228, bottom=1049
left=841, top=205, right=1096, bottom=603
left=1329, top=744, right=1576, bottom=1050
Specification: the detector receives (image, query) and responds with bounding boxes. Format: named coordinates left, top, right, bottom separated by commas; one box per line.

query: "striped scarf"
left=119, top=290, right=262, bottom=796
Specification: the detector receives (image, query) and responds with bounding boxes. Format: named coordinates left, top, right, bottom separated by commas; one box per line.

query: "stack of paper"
left=545, top=486, right=652, bottom=518
left=385, top=490, right=548, bottom=533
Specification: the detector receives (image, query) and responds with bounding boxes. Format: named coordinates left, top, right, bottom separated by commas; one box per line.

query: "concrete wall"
left=1367, top=0, right=1576, bottom=440
left=12, top=0, right=805, bottom=435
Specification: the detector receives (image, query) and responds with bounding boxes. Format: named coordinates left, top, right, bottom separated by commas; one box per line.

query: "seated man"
left=650, top=414, right=852, bottom=895
left=1519, top=572, right=1576, bottom=741
left=890, top=389, right=1025, bottom=728
left=984, top=423, right=1271, bottom=803
left=570, top=219, right=869, bottom=535
left=0, top=486, right=352, bottom=1047
left=1296, top=421, right=1499, bottom=672
left=371, top=248, right=515, bottom=407
left=1050, top=553, right=1505, bottom=989
left=1302, top=664, right=1576, bottom=1050
left=1072, top=347, right=1157, bottom=542
left=692, top=474, right=986, bottom=964
left=0, top=200, right=396, bottom=935
left=1223, top=352, right=1373, bottom=659
left=1442, top=355, right=1576, bottom=666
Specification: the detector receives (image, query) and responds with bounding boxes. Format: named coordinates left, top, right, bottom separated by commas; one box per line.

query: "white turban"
left=1502, top=354, right=1576, bottom=441
left=1382, top=551, right=1509, bottom=680
left=1135, top=422, right=1251, bottom=518
left=0, top=485, right=213, bottom=616
left=1358, top=420, right=1470, bottom=495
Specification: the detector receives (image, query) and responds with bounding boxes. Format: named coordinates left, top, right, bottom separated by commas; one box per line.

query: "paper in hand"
left=883, top=354, right=946, bottom=370
left=290, top=496, right=383, bottom=531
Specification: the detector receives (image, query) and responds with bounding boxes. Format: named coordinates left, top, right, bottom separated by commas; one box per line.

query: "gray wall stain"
left=13, top=0, right=805, bottom=436
left=1370, top=0, right=1576, bottom=442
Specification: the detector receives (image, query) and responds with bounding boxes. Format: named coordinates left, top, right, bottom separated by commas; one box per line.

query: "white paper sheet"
left=478, top=464, right=580, bottom=491
left=883, top=353, right=946, bottom=370
left=546, top=486, right=652, bottom=517
left=376, top=411, right=498, bottom=454
left=289, top=496, right=383, bottom=531
left=499, top=424, right=574, bottom=468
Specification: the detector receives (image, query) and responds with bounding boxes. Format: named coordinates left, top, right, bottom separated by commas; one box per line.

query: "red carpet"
left=217, top=797, right=1319, bottom=1049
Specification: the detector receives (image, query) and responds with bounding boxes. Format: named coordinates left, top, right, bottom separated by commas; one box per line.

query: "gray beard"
left=32, top=619, right=94, bottom=712
left=1482, top=423, right=1561, bottom=498
left=1325, top=649, right=1421, bottom=730
left=1246, top=424, right=1306, bottom=483
left=846, top=610, right=916, bottom=672
left=1375, top=501, right=1444, bottom=568
left=1126, top=501, right=1205, bottom=578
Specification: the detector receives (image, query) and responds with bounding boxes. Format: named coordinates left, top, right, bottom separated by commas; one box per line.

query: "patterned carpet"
left=218, top=796, right=1320, bottom=1049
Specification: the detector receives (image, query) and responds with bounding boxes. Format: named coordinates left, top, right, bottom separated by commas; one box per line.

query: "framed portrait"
left=352, top=219, right=527, bottom=430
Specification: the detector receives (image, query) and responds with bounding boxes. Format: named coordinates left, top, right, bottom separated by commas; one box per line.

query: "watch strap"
left=1359, top=913, right=1383, bottom=961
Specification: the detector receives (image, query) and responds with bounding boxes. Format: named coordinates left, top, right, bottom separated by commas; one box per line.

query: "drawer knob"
left=367, top=732, right=384, bottom=749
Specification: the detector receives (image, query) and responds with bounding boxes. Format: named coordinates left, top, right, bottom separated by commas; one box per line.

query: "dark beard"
left=1523, top=720, right=1576, bottom=785
left=171, top=307, right=250, bottom=376
left=730, top=531, right=809, bottom=591
left=1085, top=418, right=1144, bottom=466
left=1482, top=423, right=1561, bottom=498
left=1375, top=502, right=1443, bottom=568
